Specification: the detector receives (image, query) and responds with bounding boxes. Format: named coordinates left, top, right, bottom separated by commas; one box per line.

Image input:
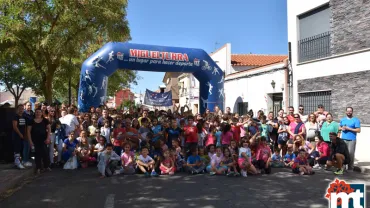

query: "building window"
left=298, top=91, right=331, bottom=114
left=298, top=4, right=331, bottom=62
left=237, top=102, right=248, bottom=116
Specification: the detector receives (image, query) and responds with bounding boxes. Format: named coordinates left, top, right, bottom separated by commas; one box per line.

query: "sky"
left=129, top=0, right=288, bottom=94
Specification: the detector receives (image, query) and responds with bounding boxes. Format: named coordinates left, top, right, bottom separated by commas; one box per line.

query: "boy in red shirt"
left=231, top=117, right=242, bottom=144
left=184, top=115, right=198, bottom=154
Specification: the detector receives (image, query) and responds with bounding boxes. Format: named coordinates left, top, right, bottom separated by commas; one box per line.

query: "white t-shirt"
left=94, top=143, right=105, bottom=152
left=239, top=147, right=251, bottom=158
left=60, top=114, right=79, bottom=136
left=138, top=155, right=153, bottom=164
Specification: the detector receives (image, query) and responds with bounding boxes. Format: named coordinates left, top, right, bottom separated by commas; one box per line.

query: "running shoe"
left=151, top=171, right=159, bottom=177
left=334, top=169, right=344, bottom=175
left=209, top=171, right=216, bottom=176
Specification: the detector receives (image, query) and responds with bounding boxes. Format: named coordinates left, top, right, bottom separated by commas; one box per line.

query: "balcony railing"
left=298, top=31, right=331, bottom=63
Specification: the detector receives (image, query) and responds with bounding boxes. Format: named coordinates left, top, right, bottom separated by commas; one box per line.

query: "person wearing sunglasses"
left=287, top=114, right=306, bottom=141
left=297, top=105, right=307, bottom=123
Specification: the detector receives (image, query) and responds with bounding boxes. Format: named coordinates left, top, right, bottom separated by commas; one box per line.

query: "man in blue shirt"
left=340, top=107, right=361, bottom=171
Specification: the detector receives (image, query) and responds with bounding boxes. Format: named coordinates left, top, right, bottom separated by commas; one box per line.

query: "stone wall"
left=298, top=70, right=370, bottom=124
left=330, top=0, right=370, bottom=55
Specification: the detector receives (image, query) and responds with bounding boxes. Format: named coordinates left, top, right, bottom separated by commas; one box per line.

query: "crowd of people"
left=12, top=101, right=360, bottom=177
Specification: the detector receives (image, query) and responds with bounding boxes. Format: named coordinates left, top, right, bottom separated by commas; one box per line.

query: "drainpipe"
left=287, top=42, right=293, bottom=110
left=284, top=59, right=289, bottom=112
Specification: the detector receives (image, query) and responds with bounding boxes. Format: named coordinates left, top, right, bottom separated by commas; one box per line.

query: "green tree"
left=0, top=52, right=38, bottom=107
left=0, top=0, right=131, bottom=103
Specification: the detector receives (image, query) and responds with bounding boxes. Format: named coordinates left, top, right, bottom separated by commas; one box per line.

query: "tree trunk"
left=42, top=70, right=54, bottom=104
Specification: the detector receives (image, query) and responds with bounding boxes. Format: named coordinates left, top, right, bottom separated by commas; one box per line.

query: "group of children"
left=91, top=116, right=315, bottom=178
left=44, top=105, right=320, bottom=178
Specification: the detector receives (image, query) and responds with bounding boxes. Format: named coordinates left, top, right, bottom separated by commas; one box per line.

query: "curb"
left=354, top=166, right=370, bottom=174
left=0, top=168, right=35, bottom=200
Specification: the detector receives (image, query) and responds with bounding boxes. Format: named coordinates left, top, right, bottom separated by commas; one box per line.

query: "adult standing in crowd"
left=12, top=104, right=29, bottom=169
left=23, top=101, right=34, bottom=122
left=214, top=106, right=223, bottom=117
left=287, top=106, right=295, bottom=123
left=267, top=112, right=279, bottom=148
left=28, top=108, right=51, bottom=174
left=48, top=107, right=58, bottom=167
left=340, top=107, right=361, bottom=172
left=60, top=107, right=79, bottom=138
left=315, top=104, right=328, bottom=129
left=138, top=109, right=150, bottom=127
left=98, top=109, right=113, bottom=128
left=297, top=105, right=307, bottom=123
left=287, top=114, right=305, bottom=141
left=320, top=113, right=339, bottom=144
left=305, top=113, right=319, bottom=147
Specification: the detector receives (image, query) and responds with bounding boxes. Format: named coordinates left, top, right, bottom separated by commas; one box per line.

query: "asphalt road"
left=0, top=167, right=369, bottom=208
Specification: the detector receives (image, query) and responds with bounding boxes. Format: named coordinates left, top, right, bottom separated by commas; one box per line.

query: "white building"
left=287, top=0, right=370, bottom=162
left=178, top=73, right=199, bottom=114
left=210, top=43, right=288, bottom=117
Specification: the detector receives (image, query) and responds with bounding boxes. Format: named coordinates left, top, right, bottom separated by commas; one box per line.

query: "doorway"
left=272, top=93, right=283, bottom=117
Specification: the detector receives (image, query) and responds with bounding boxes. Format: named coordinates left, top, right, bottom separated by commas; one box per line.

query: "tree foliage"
left=0, top=52, right=38, bottom=107
left=0, top=0, right=135, bottom=103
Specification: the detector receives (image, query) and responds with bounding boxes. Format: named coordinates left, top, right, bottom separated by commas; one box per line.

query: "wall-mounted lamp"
left=281, top=83, right=284, bottom=91
left=271, top=80, right=276, bottom=89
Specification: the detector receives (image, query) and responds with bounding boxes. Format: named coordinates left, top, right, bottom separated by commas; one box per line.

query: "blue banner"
left=78, top=42, right=224, bottom=113
left=144, top=89, right=172, bottom=106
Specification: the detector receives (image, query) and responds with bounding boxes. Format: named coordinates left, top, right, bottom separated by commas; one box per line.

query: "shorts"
left=277, top=138, right=288, bottom=145
left=237, top=157, right=250, bottom=169
left=327, top=154, right=350, bottom=164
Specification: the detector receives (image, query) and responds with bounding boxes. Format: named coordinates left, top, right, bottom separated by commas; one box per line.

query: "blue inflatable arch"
left=78, top=42, right=224, bottom=113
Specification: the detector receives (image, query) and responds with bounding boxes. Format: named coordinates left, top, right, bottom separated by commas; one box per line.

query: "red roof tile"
left=231, top=54, right=288, bottom=66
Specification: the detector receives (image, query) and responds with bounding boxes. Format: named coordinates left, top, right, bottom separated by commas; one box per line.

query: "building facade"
left=210, top=43, right=288, bottom=117
left=114, top=89, right=134, bottom=108
left=162, top=72, right=181, bottom=105
left=287, top=0, right=370, bottom=162
left=178, top=73, right=199, bottom=114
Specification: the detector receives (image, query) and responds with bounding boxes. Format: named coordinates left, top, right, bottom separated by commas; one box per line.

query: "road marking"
left=104, top=194, right=115, bottom=208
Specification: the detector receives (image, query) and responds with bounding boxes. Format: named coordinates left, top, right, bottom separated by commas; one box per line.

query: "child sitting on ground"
left=222, top=148, right=240, bottom=176
left=176, top=148, right=187, bottom=172
left=271, top=148, right=284, bottom=168
left=97, top=143, right=121, bottom=178
left=121, top=143, right=136, bottom=175
left=238, top=139, right=258, bottom=177
left=186, top=147, right=206, bottom=174
left=198, top=147, right=210, bottom=167
left=284, top=147, right=296, bottom=167
left=137, top=146, right=158, bottom=177
left=160, top=149, right=175, bottom=175
left=292, top=149, right=314, bottom=175
left=207, top=147, right=227, bottom=176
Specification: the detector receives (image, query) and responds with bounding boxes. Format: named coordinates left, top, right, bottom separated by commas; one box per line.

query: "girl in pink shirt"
left=160, top=150, right=175, bottom=175
left=221, top=123, right=233, bottom=147
left=205, top=126, right=216, bottom=147
left=121, top=143, right=135, bottom=174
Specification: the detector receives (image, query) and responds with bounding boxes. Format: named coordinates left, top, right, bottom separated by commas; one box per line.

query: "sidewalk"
left=354, top=161, right=370, bottom=174
left=0, top=162, right=35, bottom=200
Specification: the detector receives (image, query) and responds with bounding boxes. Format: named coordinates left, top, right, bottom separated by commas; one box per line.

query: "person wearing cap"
left=315, top=104, right=328, bottom=128
left=326, top=132, right=351, bottom=175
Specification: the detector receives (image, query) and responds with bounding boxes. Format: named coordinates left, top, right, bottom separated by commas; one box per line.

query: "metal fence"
left=298, top=91, right=332, bottom=114
left=298, top=32, right=331, bottom=63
